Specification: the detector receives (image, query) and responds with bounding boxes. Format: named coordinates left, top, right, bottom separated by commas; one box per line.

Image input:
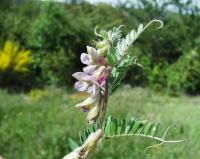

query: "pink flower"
left=72, top=46, right=111, bottom=123
left=81, top=46, right=107, bottom=66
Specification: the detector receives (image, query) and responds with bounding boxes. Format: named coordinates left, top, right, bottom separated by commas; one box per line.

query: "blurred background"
left=0, top=0, right=200, bottom=158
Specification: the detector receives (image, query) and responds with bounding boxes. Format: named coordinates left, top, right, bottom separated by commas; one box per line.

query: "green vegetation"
left=0, top=41, right=32, bottom=89
left=0, top=87, right=199, bottom=159
left=0, top=1, right=199, bottom=158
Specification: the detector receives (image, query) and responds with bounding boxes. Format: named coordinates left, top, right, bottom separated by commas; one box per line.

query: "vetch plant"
left=63, top=20, right=183, bottom=159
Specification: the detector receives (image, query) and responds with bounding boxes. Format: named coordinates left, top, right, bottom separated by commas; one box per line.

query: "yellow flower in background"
left=0, top=41, right=32, bottom=72
left=0, top=52, right=11, bottom=71
left=28, top=89, right=49, bottom=102
left=13, top=50, right=31, bottom=72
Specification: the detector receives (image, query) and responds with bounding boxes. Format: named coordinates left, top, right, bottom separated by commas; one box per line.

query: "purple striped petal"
left=72, top=72, right=91, bottom=81
left=83, top=65, right=97, bottom=74
left=74, top=81, right=89, bottom=92
left=80, top=53, right=89, bottom=65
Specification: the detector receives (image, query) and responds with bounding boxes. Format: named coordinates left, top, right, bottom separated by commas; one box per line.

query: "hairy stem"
left=99, top=80, right=109, bottom=129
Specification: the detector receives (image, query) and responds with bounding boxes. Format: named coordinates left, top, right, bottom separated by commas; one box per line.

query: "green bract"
left=94, top=20, right=163, bottom=95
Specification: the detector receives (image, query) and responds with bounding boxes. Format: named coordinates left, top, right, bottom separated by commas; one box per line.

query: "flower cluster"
left=64, top=20, right=168, bottom=159
left=72, top=46, right=110, bottom=124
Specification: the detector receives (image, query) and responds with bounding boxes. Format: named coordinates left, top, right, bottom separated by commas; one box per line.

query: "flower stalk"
left=98, top=78, right=109, bottom=129
left=63, top=20, right=182, bottom=159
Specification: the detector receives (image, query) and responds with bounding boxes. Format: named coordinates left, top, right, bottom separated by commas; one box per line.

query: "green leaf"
left=143, top=122, right=153, bottom=135
left=125, top=118, right=136, bottom=134
left=68, top=138, right=79, bottom=150
left=117, top=120, right=122, bottom=135
left=111, top=118, right=118, bottom=135
left=78, top=116, right=160, bottom=145
left=138, top=120, right=148, bottom=134
left=131, top=119, right=143, bottom=134
left=119, top=119, right=126, bottom=134
left=117, top=67, right=128, bottom=73
left=80, top=133, right=84, bottom=144
left=92, top=123, right=98, bottom=132
left=105, top=116, right=112, bottom=136
left=108, top=51, right=117, bottom=66
left=150, top=123, right=159, bottom=137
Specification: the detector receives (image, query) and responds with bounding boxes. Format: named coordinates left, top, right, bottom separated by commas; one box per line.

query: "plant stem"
left=99, top=80, right=109, bottom=129
left=105, top=134, right=183, bottom=143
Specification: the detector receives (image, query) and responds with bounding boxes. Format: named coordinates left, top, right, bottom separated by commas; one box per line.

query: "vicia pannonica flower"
left=65, top=20, right=165, bottom=159
left=72, top=46, right=110, bottom=124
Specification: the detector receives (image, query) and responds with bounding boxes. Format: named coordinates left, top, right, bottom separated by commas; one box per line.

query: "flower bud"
left=87, top=104, right=100, bottom=124
left=96, top=40, right=111, bottom=57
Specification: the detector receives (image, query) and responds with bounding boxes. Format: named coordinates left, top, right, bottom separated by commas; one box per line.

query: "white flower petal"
left=87, top=84, right=100, bottom=96
left=75, top=96, right=96, bottom=108
left=92, top=66, right=105, bottom=77
left=87, top=86, right=94, bottom=94
left=74, top=81, right=89, bottom=92
left=72, top=72, right=91, bottom=81
left=80, top=53, right=89, bottom=65
left=83, top=65, right=97, bottom=74
left=87, top=46, right=99, bottom=64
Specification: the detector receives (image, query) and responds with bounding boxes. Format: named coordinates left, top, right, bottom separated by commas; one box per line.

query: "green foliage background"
left=0, top=0, right=200, bottom=94
left=0, top=87, right=199, bottom=159
left=0, top=1, right=200, bottom=158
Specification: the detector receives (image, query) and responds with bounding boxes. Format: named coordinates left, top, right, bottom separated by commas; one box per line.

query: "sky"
left=85, top=0, right=200, bottom=8
left=51, top=0, right=118, bottom=4
left=85, top=0, right=119, bottom=4
left=48, top=0, right=200, bottom=8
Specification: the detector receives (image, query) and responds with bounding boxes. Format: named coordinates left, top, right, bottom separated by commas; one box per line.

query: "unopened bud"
left=87, top=105, right=100, bottom=124
left=98, top=47, right=109, bottom=57
left=96, top=40, right=107, bottom=48
left=96, top=40, right=111, bottom=57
